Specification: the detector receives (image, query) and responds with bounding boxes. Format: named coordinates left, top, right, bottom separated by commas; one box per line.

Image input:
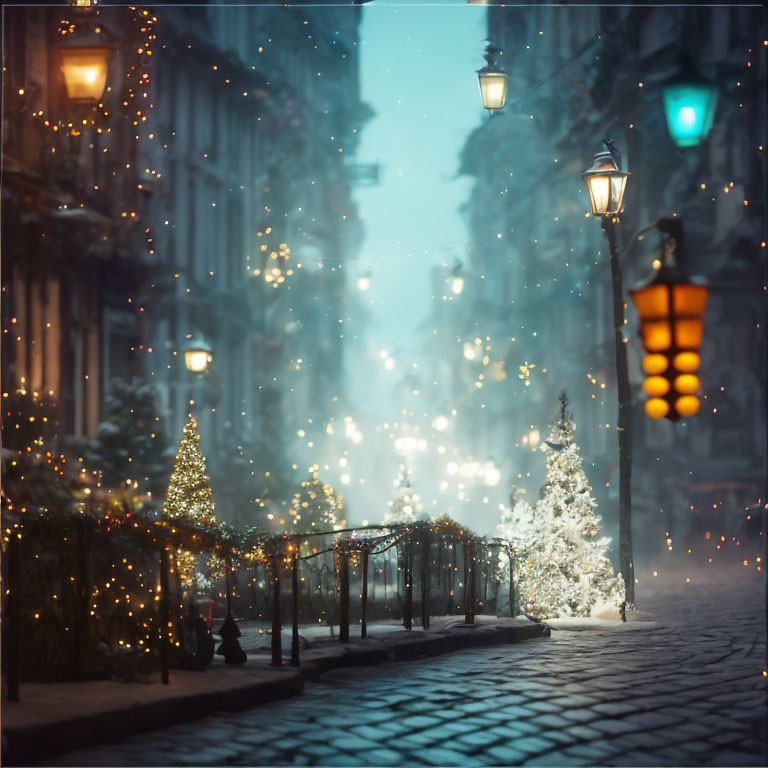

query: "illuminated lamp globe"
left=60, top=47, right=112, bottom=103
left=184, top=338, right=213, bottom=373
left=643, top=376, right=670, bottom=397
left=645, top=398, right=670, bottom=420
left=580, top=148, right=629, bottom=217
left=674, top=374, right=700, bottom=395
left=662, top=57, right=719, bottom=148
left=675, top=395, right=700, bottom=418
left=477, top=43, right=508, bottom=113
left=673, top=351, right=700, bottom=373
left=642, top=354, right=669, bottom=375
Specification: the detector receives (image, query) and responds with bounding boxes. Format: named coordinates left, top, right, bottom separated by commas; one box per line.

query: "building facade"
left=454, top=2, right=766, bottom=555
left=2, top=1, right=370, bottom=527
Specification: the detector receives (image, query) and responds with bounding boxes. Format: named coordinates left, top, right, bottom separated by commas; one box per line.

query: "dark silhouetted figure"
left=216, top=612, right=247, bottom=664
left=181, top=602, right=215, bottom=670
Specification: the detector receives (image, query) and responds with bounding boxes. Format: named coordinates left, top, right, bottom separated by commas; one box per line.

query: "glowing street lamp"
left=60, top=47, right=112, bottom=103
left=184, top=337, right=213, bottom=373
left=580, top=142, right=629, bottom=218
left=477, top=42, right=508, bottom=114
left=60, top=1, right=112, bottom=104
left=662, top=56, right=719, bottom=148
left=580, top=137, right=634, bottom=604
left=630, top=219, right=708, bottom=421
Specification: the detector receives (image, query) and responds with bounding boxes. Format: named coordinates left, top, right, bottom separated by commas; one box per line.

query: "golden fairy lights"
left=248, top=228, right=295, bottom=288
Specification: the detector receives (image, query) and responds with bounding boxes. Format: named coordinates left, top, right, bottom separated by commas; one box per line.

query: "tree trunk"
left=604, top=218, right=635, bottom=605
left=508, top=552, right=515, bottom=618
left=361, top=549, right=369, bottom=639
left=270, top=555, right=282, bottom=666
left=446, top=541, right=455, bottom=615
left=159, top=548, right=170, bottom=685
left=3, top=532, right=21, bottom=700
left=403, top=539, right=413, bottom=631
left=339, top=551, right=350, bottom=643
left=463, top=539, right=474, bottom=624
left=291, top=549, right=300, bottom=666
left=420, top=531, right=430, bottom=629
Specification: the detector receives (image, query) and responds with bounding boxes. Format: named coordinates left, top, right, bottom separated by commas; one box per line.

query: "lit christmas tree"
left=384, top=468, right=421, bottom=524
left=163, top=417, right=216, bottom=526
left=289, top=473, right=344, bottom=531
left=496, top=487, right=535, bottom=615
left=519, top=392, right=625, bottom=619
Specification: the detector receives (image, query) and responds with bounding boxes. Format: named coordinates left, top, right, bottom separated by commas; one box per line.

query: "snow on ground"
left=235, top=614, right=535, bottom=652
left=544, top=609, right=657, bottom=632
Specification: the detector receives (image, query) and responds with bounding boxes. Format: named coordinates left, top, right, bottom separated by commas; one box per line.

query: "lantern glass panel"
left=642, top=320, right=672, bottom=351
left=673, top=351, right=700, bottom=372
left=610, top=174, right=628, bottom=214
left=587, top=174, right=610, bottom=215
left=674, top=374, right=700, bottom=395
left=60, top=47, right=111, bottom=102
left=478, top=71, right=508, bottom=111
left=642, top=354, right=669, bottom=375
left=672, top=283, right=709, bottom=316
left=675, top=395, right=700, bottom=418
left=185, top=349, right=211, bottom=372
left=643, top=376, right=670, bottom=397
left=663, top=82, right=719, bottom=148
left=645, top=398, right=670, bottom=420
left=631, top=284, right=670, bottom=319
left=674, top=318, right=703, bottom=349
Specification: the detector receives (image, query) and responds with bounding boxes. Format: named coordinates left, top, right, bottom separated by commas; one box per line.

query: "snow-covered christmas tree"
left=519, top=392, right=625, bottom=619
left=497, top=486, right=535, bottom=559
left=163, top=417, right=216, bottom=526
left=384, top=467, right=421, bottom=524
left=289, top=473, right=344, bottom=531
left=496, top=487, right=535, bottom=615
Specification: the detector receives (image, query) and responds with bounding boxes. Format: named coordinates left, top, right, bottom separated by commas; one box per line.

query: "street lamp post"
left=580, top=138, right=634, bottom=605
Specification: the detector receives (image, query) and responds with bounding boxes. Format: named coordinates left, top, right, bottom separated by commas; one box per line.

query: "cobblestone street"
left=43, top=583, right=766, bottom=767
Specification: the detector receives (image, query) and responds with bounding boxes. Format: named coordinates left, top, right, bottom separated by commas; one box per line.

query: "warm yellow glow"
left=60, top=47, right=111, bottom=103
left=673, top=351, right=700, bottom=372
left=642, top=320, right=672, bottom=352
left=631, top=284, right=669, bottom=319
left=643, top=376, right=670, bottom=397
left=674, top=318, right=703, bottom=348
left=581, top=157, right=629, bottom=217
left=645, top=398, right=670, bottom=419
left=185, top=349, right=212, bottom=373
left=673, top=283, right=709, bottom=316
left=642, top=354, right=669, bottom=375
left=451, top=277, right=464, bottom=295
left=674, top=374, right=700, bottom=395
left=675, top=395, right=700, bottom=418
left=478, top=71, right=508, bottom=111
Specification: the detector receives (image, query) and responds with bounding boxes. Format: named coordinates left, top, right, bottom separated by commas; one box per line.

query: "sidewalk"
left=2, top=616, right=547, bottom=765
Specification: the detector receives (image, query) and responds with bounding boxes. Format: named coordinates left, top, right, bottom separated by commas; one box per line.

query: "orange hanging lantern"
left=629, top=220, right=708, bottom=422
left=59, top=1, right=113, bottom=104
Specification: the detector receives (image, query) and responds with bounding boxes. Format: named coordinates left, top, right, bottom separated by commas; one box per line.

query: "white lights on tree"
left=509, top=394, right=625, bottom=619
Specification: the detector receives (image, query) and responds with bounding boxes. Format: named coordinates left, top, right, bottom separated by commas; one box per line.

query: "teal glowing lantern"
left=662, top=57, right=719, bottom=148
